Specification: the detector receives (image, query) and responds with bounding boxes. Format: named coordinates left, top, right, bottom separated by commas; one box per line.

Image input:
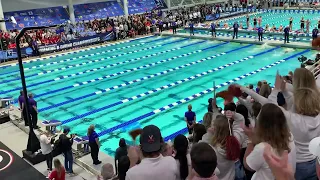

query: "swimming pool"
left=221, top=10, right=320, bottom=33
left=0, top=35, right=316, bottom=155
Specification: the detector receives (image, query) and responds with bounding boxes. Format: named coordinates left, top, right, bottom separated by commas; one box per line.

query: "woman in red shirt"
left=49, top=159, right=66, bottom=180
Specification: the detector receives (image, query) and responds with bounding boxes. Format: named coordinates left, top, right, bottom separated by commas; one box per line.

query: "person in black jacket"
left=59, top=127, right=75, bottom=174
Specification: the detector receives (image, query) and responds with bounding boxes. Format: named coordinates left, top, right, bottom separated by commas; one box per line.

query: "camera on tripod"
left=298, top=55, right=307, bottom=63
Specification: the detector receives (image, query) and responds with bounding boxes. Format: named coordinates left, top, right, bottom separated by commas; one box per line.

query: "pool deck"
left=158, top=30, right=312, bottom=49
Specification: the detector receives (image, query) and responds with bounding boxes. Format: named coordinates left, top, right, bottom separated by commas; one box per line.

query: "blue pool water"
left=0, top=35, right=316, bottom=156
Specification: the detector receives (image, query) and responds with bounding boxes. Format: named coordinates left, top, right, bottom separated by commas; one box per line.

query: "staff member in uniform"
left=312, top=27, right=319, bottom=40
left=233, top=21, right=239, bottom=39
left=185, top=104, right=196, bottom=134
left=88, top=125, right=101, bottom=165
left=189, top=21, right=194, bottom=35
left=28, top=93, right=39, bottom=129
left=158, top=20, right=163, bottom=33
left=257, top=26, right=264, bottom=41
left=171, top=21, right=177, bottom=34
left=284, top=26, right=290, bottom=44
left=18, top=90, right=29, bottom=126
left=211, top=22, right=216, bottom=37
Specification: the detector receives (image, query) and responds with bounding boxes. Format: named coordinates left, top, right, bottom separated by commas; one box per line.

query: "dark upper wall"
left=2, top=0, right=117, bottom=12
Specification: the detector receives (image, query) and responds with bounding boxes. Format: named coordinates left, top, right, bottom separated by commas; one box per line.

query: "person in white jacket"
left=239, top=71, right=320, bottom=180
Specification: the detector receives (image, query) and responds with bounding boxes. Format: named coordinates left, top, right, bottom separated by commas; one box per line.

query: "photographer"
left=59, top=127, right=75, bottom=175
left=39, top=130, right=55, bottom=175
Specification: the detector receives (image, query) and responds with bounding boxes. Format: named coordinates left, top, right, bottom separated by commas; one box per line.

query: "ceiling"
left=2, top=0, right=112, bottom=12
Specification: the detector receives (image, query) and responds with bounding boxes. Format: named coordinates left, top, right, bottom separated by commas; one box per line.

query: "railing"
left=310, top=62, right=320, bottom=79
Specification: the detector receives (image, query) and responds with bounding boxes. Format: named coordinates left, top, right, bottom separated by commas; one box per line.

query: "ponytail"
left=175, top=149, right=189, bottom=180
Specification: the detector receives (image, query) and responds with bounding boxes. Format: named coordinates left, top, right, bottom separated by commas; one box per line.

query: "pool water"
left=222, top=11, right=320, bottom=32
left=0, top=35, right=316, bottom=156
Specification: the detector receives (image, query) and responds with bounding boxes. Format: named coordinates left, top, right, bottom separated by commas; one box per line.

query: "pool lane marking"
left=0, top=35, right=155, bottom=69
left=1, top=41, right=207, bottom=94
left=60, top=45, right=278, bottom=124
left=0, top=37, right=183, bottom=77
left=0, top=38, right=189, bottom=84
left=41, top=42, right=252, bottom=112
left=92, top=49, right=310, bottom=137
left=11, top=40, right=208, bottom=103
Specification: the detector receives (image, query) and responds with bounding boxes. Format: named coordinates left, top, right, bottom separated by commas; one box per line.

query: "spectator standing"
left=172, top=21, right=177, bottom=34
left=59, top=127, right=75, bottom=175
left=118, top=156, right=130, bottom=180
left=192, top=124, right=207, bottom=144
left=185, top=104, right=196, bottom=134
left=115, top=138, right=128, bottom=175
left=243, top=103, right=296, bottom=180
left=88, top=125, right=101, bottom=165
left=190, top=142, right=219, bottom=180
left=28, top=93, right=39, bottom=129
left=174, top=134, right=191, bottom=180
left=39, top=130, right=54, bottom=175
left=49, top=159, right=66, bottom=180
left=125, top=125, right=178, bottom=180
left=189, top=21, right=194, bottom=35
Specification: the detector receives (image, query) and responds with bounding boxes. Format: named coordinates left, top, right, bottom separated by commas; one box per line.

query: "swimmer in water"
left=265, top=24, right=270, bottom=31
left=271, top=24, right=277, bottom=32
left=224, top=22, right=229, bottom=28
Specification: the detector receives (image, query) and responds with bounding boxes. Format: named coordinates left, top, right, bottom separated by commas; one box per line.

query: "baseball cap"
left=309, top=137, right=320, bottom=161
left=140, top=125, right=162, bottom=153
left=63, top=127, right=70, bottom=133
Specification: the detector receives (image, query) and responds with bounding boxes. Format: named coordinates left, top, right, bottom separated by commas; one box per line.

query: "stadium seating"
left=4, top=6, right=70, bottom=30
left=127, top=0, right=157, bottom=14
left=73, top=1, right=124, bottom=21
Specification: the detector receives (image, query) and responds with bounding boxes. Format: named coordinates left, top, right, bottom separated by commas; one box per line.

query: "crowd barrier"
left=0, top=31, right=114, bottom=62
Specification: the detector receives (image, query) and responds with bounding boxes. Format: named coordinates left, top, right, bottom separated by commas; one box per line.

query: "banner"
left=0, top=31, right=114, bottom=61
left=38, top=31, right=114, bottom=53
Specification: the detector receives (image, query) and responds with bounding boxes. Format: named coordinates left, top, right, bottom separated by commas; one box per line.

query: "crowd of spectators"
left=84, top=66, right=320, bottom=180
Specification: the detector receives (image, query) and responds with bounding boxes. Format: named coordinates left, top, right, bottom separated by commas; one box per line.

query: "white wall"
left=2, top=0, right=113, bottom=12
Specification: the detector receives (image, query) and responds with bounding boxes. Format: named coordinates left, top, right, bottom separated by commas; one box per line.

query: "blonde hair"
left=294, top=88, right=320, bottom=116
left=53, top=159, right=64, bottom=178
left=259, top=84, right=272, bottom=98
left=87, top=124, right=95, bottom=136
left=293, top=68, right=318, bottom=91
left=211, top=115, right=229, bottom=149
left=202, top=112, right=213, bottom=130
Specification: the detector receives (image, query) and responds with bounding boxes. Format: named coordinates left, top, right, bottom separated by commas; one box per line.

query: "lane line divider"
left=11, top=40, right=208, bottom=102
left=41, top=43, right=254, bottom=112
left=1, top=40, right=206, bottom=93
left=88, top=49, right=310, bottom=138
left=0, top=35, right=155, bottom=69
left=59, top=45, right=279, bottom=124
left=0, top=37, right=184, bottom=77
left=0, top=38, right=189, bottom=84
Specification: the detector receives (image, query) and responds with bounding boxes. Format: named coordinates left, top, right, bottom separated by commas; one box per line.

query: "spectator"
left=185, top=104, right=196, bottom=135
left=192, top=124, right=206, bottom=143
left=125, top=125, right=178, bottom=180
left=118, top=156, right=130, bottom=180
left=243, top=103, right=296, bottom=180
left=59, top=127, right=75, bottom=175
left=98, top=163, right=115, bottom=180
left=240, top=70, right=320, bottom=180
left=259, top=83, right=272, bottom=98
left=256, top=81, right=262, bottom=93
left=28, top=93, right=39, bottom=129
left=202, top=112, right=213, bottom=130
left=49, top=159, right=66, bottom=180
left=161, top=142, right=173, bottom=157
left=88, top=125, right=101, bottom=165
left=115, top=138, right=128, bottom=174
left=174, top=134, right=191, bottom=180
left=39, top=130, right=54, bottom=175
left=190, top=142, right=219, bottom=180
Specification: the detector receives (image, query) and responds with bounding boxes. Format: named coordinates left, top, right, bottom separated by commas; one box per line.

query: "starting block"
left=73, top=136, right=90, bottom=154
left=41, top=120, right=62, bottom=134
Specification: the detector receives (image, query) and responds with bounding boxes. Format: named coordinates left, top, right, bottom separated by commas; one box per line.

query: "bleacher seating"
left=73, top=1, right=124, bottom=21
left=127, top=0, right=157, bottom=14
left=4, top=6, right=70, bottom=30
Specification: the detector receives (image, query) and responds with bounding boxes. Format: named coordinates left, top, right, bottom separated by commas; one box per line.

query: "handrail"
left=307, top=61, right=320, bottom=79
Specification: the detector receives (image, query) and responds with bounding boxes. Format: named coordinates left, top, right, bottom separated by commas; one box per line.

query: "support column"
left=0, top=0, right=6, bottom=32
left=68, top=0, right=76, bottom=24
left=123, top=0, right=129, bottom=19
left=166, top=0, right=171, bottom=10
